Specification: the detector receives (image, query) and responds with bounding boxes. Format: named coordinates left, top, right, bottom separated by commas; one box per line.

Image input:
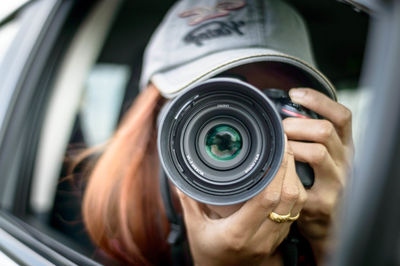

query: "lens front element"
left=205, top=125, right=242, bottom=161
left=158, top=78, right=285, bottom=205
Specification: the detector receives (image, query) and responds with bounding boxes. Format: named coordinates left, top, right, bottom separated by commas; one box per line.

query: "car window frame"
left=333, top=0, right=400, bottom=265
left=0, top=0, right=68, bottom=212
left=30, top=0, right=122, bottom=220
left=0, top=0, right=107, bottom=264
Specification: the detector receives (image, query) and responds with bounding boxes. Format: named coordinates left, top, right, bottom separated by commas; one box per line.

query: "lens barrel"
left=158, top=78, right=285, bottom=205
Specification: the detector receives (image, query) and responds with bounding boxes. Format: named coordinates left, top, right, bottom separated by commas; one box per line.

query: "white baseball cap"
left=140, top=0, right=336, bottom=99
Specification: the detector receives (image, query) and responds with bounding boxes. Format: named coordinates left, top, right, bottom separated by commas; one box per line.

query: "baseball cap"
left=140, top=0, right=336, bottom=99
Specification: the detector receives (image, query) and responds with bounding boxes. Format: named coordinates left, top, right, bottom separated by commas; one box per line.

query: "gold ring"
left=288, top=212, right=300, bottom=221
left=268, top=211, right=291, bottom=223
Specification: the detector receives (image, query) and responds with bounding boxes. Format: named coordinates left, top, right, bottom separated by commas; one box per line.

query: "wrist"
left=308, top=236, right=335, bottom=265
left=193, top=250, right=284, bottom=266
left=297, top=221, right=336, bottom=265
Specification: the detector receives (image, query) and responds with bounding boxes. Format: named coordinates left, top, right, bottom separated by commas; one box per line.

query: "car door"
left=0, top=0, right=114, bottom=264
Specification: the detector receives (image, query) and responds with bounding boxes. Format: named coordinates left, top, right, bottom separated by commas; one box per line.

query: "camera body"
left=263, top=88, right=317, bottom=188
left=158, top=78, right=318, bottom=205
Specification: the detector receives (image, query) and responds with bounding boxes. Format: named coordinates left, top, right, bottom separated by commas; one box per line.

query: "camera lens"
left=158, top=77, right=285, bottom=205
left=205, top=124, right=242, bottom=161
left=158, top=60, right=337, bottom=205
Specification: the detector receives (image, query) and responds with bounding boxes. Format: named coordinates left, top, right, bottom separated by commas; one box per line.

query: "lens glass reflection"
left=205, top=124, right=242, bottom=161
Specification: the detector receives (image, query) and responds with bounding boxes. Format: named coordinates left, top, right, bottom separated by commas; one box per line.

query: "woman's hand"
left=283, top=88, right=354, bottom=263
left=176, top=140, right=307, bottom=266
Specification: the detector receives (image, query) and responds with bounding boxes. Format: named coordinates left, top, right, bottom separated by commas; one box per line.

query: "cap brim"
left=151, top=47, right=336, bottom=99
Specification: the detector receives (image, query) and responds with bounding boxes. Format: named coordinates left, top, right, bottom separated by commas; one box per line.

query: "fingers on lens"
left=306, top=192, right=338, bottom=221
left=290, top=142, right=331, bottom=167
left=290, top=184, right=308, bottom=216
left=275, top=175, right=304, bottom=217
left=283, top=118, right=339, bottom=145
left=290, top=88, right=352, bottom=141
left=338, top=106, right=352, bottom=126
left=177, top=189, right=206, bottom=223
left=221, top=226, right=250, bottom=252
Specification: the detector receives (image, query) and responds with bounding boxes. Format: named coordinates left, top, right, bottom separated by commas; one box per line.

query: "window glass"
left=0, top=20, right=20, bottom=65
left=0, top=1, right=30, bottom=65
left=288, top=0, right=369, bottom=149
left=80, top=64, right=130, bottom=146
left=0, top=250, right=18, bottom=266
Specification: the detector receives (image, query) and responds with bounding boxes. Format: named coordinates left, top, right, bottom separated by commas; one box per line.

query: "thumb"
left=175, top=188, right=207, bottom=228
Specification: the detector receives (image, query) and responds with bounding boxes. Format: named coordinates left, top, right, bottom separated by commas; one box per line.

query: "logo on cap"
left=179, top=0, right=246, bottom=26
left=179, top=0, right=247, bottom=46
left=183, top=21, right=245, bottom=46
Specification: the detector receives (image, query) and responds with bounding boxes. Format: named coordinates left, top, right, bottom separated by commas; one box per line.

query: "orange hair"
left=82, top=84, right=170, bottom=265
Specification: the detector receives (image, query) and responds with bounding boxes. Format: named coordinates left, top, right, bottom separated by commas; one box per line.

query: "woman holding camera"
left=82, top=0, right=353, bottom=265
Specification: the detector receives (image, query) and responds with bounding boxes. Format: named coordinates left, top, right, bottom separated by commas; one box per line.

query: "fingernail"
left=289, top=88, right=306, bottom=99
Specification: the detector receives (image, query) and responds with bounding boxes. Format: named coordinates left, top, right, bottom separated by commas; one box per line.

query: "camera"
left=158, top=77, right=333, bottom=205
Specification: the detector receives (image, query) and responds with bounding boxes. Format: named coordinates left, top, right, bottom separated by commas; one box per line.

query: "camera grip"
left=262, top=88, right=317, bottom=189
left=295, top=161, right=314, bottom=188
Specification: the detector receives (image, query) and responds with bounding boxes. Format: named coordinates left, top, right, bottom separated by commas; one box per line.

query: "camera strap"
left=159, top=167, right=192, bottom=265
left=282, top=227, right=300, bottom=266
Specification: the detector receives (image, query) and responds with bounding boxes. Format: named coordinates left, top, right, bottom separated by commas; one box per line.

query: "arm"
left=176, top=139, right=308, bottom=266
